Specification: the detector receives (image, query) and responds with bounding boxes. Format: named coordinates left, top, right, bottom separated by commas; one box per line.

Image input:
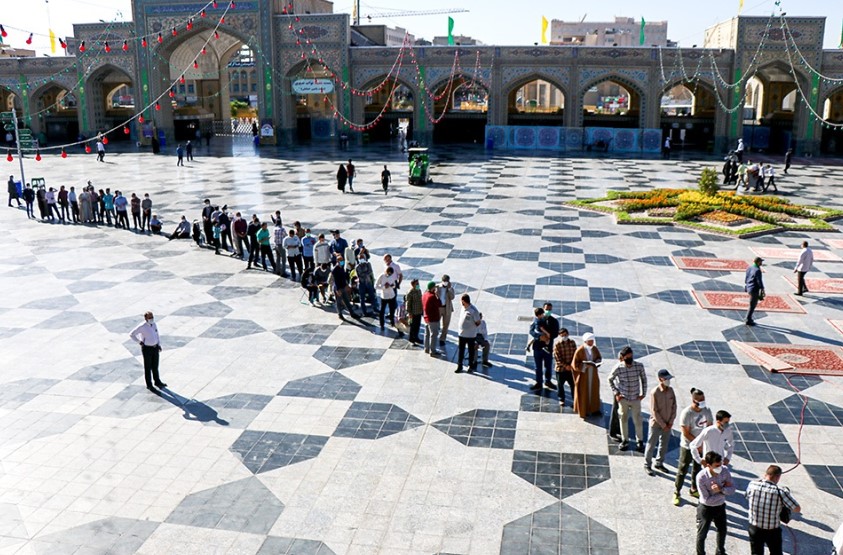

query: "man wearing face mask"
left=674, top=388, right=713, bottom=506
left=645, top=369, right=677, bottom=476
left=129, top=311, right=166, bottom=393
left=608, top=346, right=648, bottom=452
left=437, top=275, right=455, bottom=347
left=696, top=451, right=735, bottom=555
left=690, top=410, right=734, bottom=468
left=404, top=279, right=424, bottom=345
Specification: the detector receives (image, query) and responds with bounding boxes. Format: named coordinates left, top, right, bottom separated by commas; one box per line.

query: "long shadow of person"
left=156, top=388, right=229, bottom=426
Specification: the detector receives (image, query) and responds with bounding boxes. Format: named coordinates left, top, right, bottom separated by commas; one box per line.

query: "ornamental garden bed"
left=567, top=188, right=843, bottom=238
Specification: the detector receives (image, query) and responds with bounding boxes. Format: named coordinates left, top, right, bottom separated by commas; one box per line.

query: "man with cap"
left=572, top=333, right=602, bottom=418
left=422, top=281, right=442, bottom=356
left=608, top=346, right=648, bottom=452
left=645, top=369, right=677, bottom=475
left=745, top=256, right=765, bottom=326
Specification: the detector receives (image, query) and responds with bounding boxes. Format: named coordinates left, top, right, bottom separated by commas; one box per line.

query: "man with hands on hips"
left=129, top=311, right=167, bottom=393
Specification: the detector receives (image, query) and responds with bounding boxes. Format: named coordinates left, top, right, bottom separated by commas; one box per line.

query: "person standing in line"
left=314, top=233, right=332, bottom=267
left=58, top=186, right=70, bottom=222
left=35, top=186, right=48, bottom=220
left=354, top=249, right=377, bottom=316
left=690, top=410, right=734, bottom=467
left=336, top=163, right=348, bottom=193
left=90, top=188, right=102, bottom=224
left=103, top=188, right=115, bottom=226
left=141, top=194, right=153, bottom=232
left=7, top=175, right=21, bottom=207
left=571, top=333, right=603, bottom=418
left=553, top=328, right=577, bottom=406
left=283, top=228, right=304, bottom=281
left=218, top=206, right=232, bottom=251
left=301, top=229, right=316, bottom=270
left=745, top=256, right=765, bottom=326
left=329, top=230, right=349, bottom=261
left=45, top=187, right=59, bottom=221
left=246, top=215, right=262, bottom=268
left=176, top=144, right=184, bottom=166
left=77, top=187, right=90, bottom=223
left=329, top=257, right=359, bottom=321
left=645, top=369, right=677, bottom=475
left=784, top=148, right=793, bottom=174
left=376, top=266, right=402, bottom=337
left=422, top=281, right=441, bottom=356
left=673, top=388, right=713, bottom=506
left=608, top=346, right=648, bottom=452
left=794, top=241, right=813, bottom=296
left=736, top=137, right=745, bottom=163
left=696, top=451, right=735, bottom=555
left=381, top=165, right=391, bottom=194
left=113, top=190, right=129, bottom=229
left=455, top=294, right=481, bottom=374
left=528, top=307, right=554, bottom=391
left=186, top=140, right=194, bottom=161
left=437, top=275, right=455, bottom=347
left=273, top=220, right=289, bottom=277
left=96, top=139, right=105, bottom=162
left=201, top=199, right=214, bottom=247
left=22, top=183, right=35, bottom=219
left=256, top=222, right=277, bottom=272
left=346, top=159, right=356, bottom=192
left=232, top=212, right=249, bottom=259
left=746, top=465, right=801, bottom=555
left=212, top=221, right=221, bottom=255
left=293, top=221, right=306, bottom=239
left=130, top=193, right=142, bottom=230
left=383, top=253, right=403, bottom=289
left=404, top=279, right=424, bottom=345
left=129, top=311, right=167, bottom=393
left=67, top=186, right=78, bottom=222
left=475, top=313, right=492, bottom=368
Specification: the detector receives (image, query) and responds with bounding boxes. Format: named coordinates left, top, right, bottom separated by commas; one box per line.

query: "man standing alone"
left=745, top=256, right=764, bottom=326
left=129, top=311, right=166, bottom=393
left=794, top=241, right=813, bottom=296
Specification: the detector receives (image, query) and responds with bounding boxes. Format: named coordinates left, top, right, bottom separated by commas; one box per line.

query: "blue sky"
left=5, top=0, right=842, bottom=54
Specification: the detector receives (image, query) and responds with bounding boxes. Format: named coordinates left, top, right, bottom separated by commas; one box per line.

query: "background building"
left=550, top=17, right=670, bottom=47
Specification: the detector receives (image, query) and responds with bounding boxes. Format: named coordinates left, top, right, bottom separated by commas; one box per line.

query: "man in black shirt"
left=201, top=199, right=214, bottom=247
left=246, top=215, right=261, bottom=269
left=330, top=258, right=358, bottom=321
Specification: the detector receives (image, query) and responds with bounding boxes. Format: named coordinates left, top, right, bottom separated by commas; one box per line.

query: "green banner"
left=807, top=72, right=820, bottom=141
left=448, top=17, right=455, bottom=46
left=639, top=18, right=646, bottom=46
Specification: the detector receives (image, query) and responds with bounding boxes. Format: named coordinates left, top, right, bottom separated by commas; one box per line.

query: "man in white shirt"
left=375, top=266, right=403, bottom=337
left=456, top=294, right=481, bottom=374
left=437, top=275, right=455, bottom=347
left=129, top=311, right=166, bottom=393
left=383, top=253, right=403, bottom=289
left=690, top=410, right=733, bottom=466
left=794, top=241, right=813, bottom=296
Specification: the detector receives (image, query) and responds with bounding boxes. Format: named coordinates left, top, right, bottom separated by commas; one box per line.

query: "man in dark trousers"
left=346, top=159, right=355, bottom=192
left=201, top=199, right=214, bottom=247
left=7, top=175, right=21, bottom=207
left=745, top=257, right=765, bottom=326
left=381, top=165, right=391, bottom=195
left=784, top=148, right=793, bottom=174
left=186, top=140, right=194, bottom=161
left=129, top=311, right=167, bottom=393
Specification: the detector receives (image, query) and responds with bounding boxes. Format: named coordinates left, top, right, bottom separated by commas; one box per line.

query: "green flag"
left=839, top=19, right=843, bottom=48
left=448, top=17, right=455, bottom=45
left=639, top=17, right=646, bottom=46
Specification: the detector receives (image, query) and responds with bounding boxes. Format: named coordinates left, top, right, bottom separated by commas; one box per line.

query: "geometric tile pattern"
left=768, top=394, right=843, bottom=427
left=510, top=451, right=611, bottom=499
left=256, top=537, right=337, bottom=555
left=229, top=430, right=329, bottom=474
left=332, top=402, right=423, bottom=440
left=500, top=502, right=620, bottom=555
left=432, top=409, right=518, bottom=449
left=731, top=422, right=798, bottom=464
left=27, top=517, right=159, bottom=555
left=667, top=340, right=739, bottom=364
left=274, top=323, right=338, bottom=344
left=164, top=477, right=284, bottom=534
left=277, top=371, right=362, bottom=401
left=312, top=346, right=387, bottom=370
left=804, top=465, right=843, bottom=500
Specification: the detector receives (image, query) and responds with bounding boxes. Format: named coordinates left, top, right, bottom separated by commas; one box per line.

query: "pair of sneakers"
left=672, top=489, right=700, bottom=506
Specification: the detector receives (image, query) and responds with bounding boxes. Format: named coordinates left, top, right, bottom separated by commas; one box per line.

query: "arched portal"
left=362, top=77, right=415, bottom=142
left=86, top=64, right=134, bottom=141
left=431, top=74, right=489, bottom=143
left=659, top=80, right=716, bottom=150
left=31, top=82, right=77, bottom=143
left=0, top=87, right=22, bottom=116
left=287, top=60, right=337, bottom=141
left=581, top=78, right=641, bottom=128
left=743, top=62, right=804, bottom=153
left=821, top=86, right=843, bottom=155
left=507, top=77, right=565, bottom=126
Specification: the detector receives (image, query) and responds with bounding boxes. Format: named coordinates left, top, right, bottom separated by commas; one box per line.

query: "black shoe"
left=455, top=367, right=464, bottom=373
left=745, top=320, right=756, bottom=326
left=645, top=464, right=654, bottom=476
left=482, top=362, right=492, bottom=368
left=529, top=382, right=543, bottom=391
left=619, top=441, right=629, bottom=451
left=636, top=441, right=645, bottom=453
left=544, top=381, right=557, bottom=390
left=146, top=385, right=159, bottom=394
left=439, top=340, right=446, bottom=347
left=154, top=382, right=167, bottom=388
left=654, top=462, right=668, bottom=472
left=467, top=366, right=475, bottom=373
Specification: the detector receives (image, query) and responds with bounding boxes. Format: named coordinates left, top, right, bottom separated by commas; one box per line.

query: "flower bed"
left=566, top=187, right=843, bottom=238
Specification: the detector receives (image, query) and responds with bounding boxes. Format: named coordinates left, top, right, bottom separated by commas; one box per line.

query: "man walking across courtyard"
left=794, top=241, right=813, bottom=296
left=745, top=256, right=764, bottom=326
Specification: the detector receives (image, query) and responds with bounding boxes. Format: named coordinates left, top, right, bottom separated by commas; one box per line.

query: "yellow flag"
left=541, top=16, right=549, bottom=44
left=738, top=0, right=744, bottom=12
left=49, top=29, right=56, bottom=53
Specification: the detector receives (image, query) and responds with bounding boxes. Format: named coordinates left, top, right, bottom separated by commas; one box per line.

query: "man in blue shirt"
left=744, top=257, right=764, bottom=326
left=329, top=230, right=348, bottom=259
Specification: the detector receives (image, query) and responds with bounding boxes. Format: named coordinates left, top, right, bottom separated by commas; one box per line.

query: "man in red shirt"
left=422, top=281, right=441, bottom=357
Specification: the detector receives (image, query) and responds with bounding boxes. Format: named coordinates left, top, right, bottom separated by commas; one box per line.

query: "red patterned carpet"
left=751, top=247, right=843, bottom=262
left=692, top=291, right=807, bottom=314
left=783, top=276, right=843, bottom=294
left=672, top=257, right=749, bottom=272
left=732, top=341, right=843, bottom=375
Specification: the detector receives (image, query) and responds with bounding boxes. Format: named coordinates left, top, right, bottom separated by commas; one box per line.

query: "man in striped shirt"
left=746, top=465, right=801, bottom=555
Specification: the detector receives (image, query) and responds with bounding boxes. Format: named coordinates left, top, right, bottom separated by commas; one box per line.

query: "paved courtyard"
left=1, top=142, right=842, bottom=554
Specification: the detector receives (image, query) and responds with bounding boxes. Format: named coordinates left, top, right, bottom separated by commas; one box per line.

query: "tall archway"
left=660, top=80, right=716, bottom=150
left=286, top=60, right=337, bottom=141
left=0, top=87, right=21, bottom=116
left=361, top=76, right=415, bottom=142
left=86, top=64, right=134, bottom=141
left=507, top=77, right=565, bottom=126
left=744, top=62, right=805, bottom=153
left=431, top=74, right=489, bottom=143
left=821, top=86, right=843, bottom=155
left=581, top=78, right=641, bottom=128
left=30, top=82, right=77, bottom=143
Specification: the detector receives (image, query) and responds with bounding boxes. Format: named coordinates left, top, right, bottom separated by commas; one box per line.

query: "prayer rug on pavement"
left=671, top=257, right=749, bottom=272
left=732, top=341, right=843, bottom=376
left=692, top=291, right=807, bottom=314
left=783, top=276, right=843, bottom=294
left=751, top=247, right=842, bottom=262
